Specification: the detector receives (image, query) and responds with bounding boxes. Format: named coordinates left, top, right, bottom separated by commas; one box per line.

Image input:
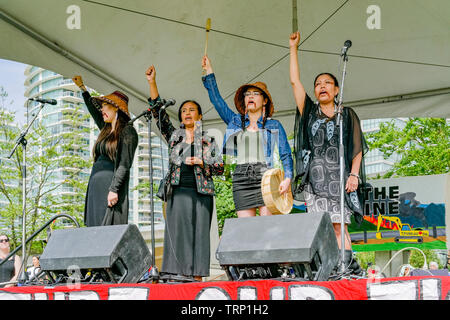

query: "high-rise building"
left=23, top=65, right=168, bottom=241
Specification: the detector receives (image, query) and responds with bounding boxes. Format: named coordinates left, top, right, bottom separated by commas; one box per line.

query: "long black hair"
left=93, top=110, right=129, bottom=162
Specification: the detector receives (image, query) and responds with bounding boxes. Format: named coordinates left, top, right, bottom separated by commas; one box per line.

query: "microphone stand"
left=128, top=101, right=163, bottom=283
left=7, top=102, right=45, bottom=285
left=336, top=49, right=349, bottom=274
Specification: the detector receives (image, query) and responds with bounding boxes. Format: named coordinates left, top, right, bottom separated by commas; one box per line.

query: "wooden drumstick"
left=292, top=0, right=298, bottom=33
left=202, top=18, right=211, bottom=75
left=204, top=18, right=211, bottom=56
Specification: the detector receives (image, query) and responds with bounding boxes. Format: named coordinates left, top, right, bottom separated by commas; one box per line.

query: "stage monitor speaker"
left=40, top=224, right=152, bottom=284
left=216, top=212, right=339, bottom=281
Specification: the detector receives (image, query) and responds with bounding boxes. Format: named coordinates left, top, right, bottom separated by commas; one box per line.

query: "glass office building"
left=361, top=118, right=405, bottom=176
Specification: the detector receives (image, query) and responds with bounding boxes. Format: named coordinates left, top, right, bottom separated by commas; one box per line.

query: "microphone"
left=127, top=99, right=164, bottom=124
left=160, top=98, right=176, bottom=110
left=341, top=40, right=352, bottom=56
left=28, top=98, right=57, bottom=105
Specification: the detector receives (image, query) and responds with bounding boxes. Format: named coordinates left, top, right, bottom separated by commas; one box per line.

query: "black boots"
left=343, top=250, right=362, bottom=275
left=330, top=250, right=363, bottom=278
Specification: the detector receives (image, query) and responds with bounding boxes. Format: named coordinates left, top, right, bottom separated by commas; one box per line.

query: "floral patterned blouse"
left=148, top=96, right=224, bottom=195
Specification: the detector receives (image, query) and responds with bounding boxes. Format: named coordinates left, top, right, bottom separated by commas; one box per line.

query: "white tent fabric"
left=1, top=0, right=449, bottom=135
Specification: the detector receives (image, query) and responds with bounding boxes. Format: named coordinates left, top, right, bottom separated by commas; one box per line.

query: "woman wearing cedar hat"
left=72, top=75, right=138, bottom=226
left=289, top=31, right=367, bottom=274
left=201, top=55, right=293, bottom=217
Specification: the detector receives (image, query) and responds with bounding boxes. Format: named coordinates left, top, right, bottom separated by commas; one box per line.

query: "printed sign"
left=349, top=174, right=448, bottom=251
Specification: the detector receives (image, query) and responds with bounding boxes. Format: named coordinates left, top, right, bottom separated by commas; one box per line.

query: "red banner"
left=0, top=276, right=449, bottom=300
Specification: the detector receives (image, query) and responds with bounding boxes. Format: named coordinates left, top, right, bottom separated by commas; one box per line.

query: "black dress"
left=292, top=94, right=368, bottom=225
left=82, top=91, right=138, bottom=227
left=84, top=141, right=115, bottom=227
left=303, top=110, right=353, bottom=224
left=162, top=143, right=214, bottom=277
left=0, top=255, right=15, bottom=287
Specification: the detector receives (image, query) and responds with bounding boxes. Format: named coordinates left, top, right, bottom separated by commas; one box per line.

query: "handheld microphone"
left=28, top=98, right=57, bottom=105
left=160, top=98, right=176, bottom=110
left=341, top=40, right=352, bottom=56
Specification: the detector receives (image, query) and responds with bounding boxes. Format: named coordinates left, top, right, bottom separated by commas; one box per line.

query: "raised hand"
left=72, top=75, right=85, bottom=89
left=145, top=65, right=156, bottom=83
left=201, top=55, right=213, bottom=75
left=289, top=31, right=300, bottom=48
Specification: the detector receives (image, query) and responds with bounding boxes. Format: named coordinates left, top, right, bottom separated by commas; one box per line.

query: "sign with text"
left=350, top=174, right=449, bottom=251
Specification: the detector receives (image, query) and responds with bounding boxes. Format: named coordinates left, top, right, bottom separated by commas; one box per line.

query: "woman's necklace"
left=318, top=104, right=337, bottom=120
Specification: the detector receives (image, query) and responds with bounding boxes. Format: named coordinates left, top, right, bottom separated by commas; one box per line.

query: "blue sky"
left=0, top=58, right=28, bottom=125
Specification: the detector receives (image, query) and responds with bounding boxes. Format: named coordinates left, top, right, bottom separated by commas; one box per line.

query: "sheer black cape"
left=292, top=94, right=368, bottom=225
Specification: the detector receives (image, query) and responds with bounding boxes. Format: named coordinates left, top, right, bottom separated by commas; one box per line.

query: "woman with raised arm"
left=201, top=55, right=293, bottom=218
left=289, top=31, right=367, bottom=274
left=145, top=65, right=223, bottom=282
left=72, top=76, right=138, bottom=226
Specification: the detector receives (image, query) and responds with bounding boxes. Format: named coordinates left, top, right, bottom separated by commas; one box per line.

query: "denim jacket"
left=148, top=96, right=224, bottom=195
left=202, top=73, right=293, bottom=179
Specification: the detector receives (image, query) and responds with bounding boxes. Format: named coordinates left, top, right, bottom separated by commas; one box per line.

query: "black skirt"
left=162, top=185, right=213, bottom=277
left=232, top=163, right=268, bottom=211
left=84, top=155, right=114, bottom=227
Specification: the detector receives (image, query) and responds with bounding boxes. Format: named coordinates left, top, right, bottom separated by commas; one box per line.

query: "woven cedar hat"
left=91, top=90, right=130, bottom=119
left=234, top=82, right=274, bottom=117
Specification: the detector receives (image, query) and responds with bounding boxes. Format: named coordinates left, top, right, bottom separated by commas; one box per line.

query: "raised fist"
left=72, top=75, right=84, bottom=88
left=145, top=65, right=156, bottom=82
left=289, top=31, right=301, bottom=48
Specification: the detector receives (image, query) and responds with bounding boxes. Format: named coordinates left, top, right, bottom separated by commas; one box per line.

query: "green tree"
left=0, top=86, right=90, bottom=254
left=213, top=156, right=237, bottom=235
left=213, top=177, right=236, bottom=236
left=361, top=117, right=449, bottom=269
left=409, top=249, right=442, bottom=269
left=366, top=118, right=450, bottom=178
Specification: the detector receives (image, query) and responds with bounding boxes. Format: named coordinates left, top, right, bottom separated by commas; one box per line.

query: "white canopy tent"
left=1, top=0, right=449, bottom=136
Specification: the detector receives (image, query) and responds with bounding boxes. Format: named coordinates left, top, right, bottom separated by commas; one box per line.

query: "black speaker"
left=216, top=212, right=339, bottom=281
left=40, top=224, right=152, bottom=284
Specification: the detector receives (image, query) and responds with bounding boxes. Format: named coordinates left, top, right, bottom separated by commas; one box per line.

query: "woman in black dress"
left=289, top=32, right=367, bottom=273
left=145, top=65, right=223, bottom=281
left=0, top=235, right=21, bottom=288
left=72, top=76, right=138, bottom=227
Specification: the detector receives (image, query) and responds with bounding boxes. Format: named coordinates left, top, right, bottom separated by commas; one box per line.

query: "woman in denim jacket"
left=145, top=66, right=223, bottom=282
left=201, top=55, right=293, bottom=218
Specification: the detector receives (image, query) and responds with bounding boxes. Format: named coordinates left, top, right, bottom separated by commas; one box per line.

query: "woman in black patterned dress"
left=289, top=32, right=367, bottom=274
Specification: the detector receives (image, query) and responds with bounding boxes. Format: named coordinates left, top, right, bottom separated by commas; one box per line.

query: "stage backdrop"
left=348, top=173, right=449, bottom=252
